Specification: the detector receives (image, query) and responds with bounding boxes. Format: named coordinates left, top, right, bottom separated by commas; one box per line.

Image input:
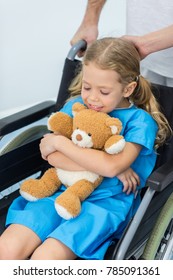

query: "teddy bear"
left=20, top=102, right=126, bottom=220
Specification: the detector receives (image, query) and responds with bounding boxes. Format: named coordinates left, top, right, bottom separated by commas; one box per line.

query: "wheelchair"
left=0, top=41, right=173, bottom=260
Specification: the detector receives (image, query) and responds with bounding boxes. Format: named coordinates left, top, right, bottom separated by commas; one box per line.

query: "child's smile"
left=81, top=62, right=131, bottom=113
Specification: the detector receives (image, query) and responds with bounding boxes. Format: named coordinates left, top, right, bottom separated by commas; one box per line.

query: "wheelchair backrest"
left=151, top=84, right=173, bottom=169
left=56, top=56, right=173, bottom=170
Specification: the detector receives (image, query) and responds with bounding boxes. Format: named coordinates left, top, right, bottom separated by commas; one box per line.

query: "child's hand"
left=39, top=133, right=58, bottom=160
left=117, top=168, right=140, bottom=195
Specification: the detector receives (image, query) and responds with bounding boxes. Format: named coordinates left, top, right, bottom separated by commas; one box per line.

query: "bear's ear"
left=72, top=102, right=87, bottom=117
left=105, top=117, right=123, bottom=134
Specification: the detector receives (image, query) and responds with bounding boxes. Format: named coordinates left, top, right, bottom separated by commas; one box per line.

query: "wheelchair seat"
left=0, top=41, right=173, bottom=259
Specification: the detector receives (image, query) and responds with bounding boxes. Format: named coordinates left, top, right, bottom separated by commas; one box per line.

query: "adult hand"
left=122, top=35, right=148, bottom=60
left=70, top=24, right=98, bottom=57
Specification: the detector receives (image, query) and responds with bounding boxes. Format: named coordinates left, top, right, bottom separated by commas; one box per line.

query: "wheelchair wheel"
left=141, top=192, right=173, bottom=260
left=0, top=125, right=48, bottom=155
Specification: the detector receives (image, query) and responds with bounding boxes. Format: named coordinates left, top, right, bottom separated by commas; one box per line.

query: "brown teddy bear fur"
left=20, top=102, right=125, bottom=219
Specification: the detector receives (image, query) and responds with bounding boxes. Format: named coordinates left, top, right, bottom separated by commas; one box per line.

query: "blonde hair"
left=69, top=37, right=172, bottom=148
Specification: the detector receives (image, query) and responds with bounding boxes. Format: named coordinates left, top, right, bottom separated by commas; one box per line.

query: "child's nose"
left=90, top=90, right=99, bottom=101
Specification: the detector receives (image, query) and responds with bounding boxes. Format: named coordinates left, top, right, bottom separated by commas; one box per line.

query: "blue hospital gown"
left=6, top=96, right=158, bottom=259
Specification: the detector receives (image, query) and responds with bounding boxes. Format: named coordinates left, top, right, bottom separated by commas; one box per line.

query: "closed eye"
left=100, top=90, right=110, bottom=95
left=84, top=87, right=91, bottom=91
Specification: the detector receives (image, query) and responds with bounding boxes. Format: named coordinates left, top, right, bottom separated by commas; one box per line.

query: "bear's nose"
left=76, top=134, right=82, bottom=141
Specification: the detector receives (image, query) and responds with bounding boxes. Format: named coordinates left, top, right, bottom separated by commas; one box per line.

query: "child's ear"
left=123, top=82, right=137, bottom=97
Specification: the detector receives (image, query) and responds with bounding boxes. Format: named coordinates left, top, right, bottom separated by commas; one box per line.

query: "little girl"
left=0, top=38, right=171, bottom=260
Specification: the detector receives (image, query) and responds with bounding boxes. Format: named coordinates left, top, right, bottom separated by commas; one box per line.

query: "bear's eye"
left=88, top=133, right=92, bottom=137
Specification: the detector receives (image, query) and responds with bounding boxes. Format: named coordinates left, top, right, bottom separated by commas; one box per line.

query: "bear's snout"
left=72, top=129, right=93, bottom=148
left=76, top=134, right=82, bottom=141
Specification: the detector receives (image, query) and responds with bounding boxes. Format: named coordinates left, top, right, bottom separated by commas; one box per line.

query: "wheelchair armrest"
left=0, top=101, right=56, bottom=136
left=146, top=159, right=173, bottom=191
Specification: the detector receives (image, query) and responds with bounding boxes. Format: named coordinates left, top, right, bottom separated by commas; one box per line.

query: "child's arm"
left=116, top=168, right=140, bottom=194
left=47, top=151, right=86, bottom=171
left=48, top=151, right=140, bottom=194
left=39, top=134, right=142, bottom=178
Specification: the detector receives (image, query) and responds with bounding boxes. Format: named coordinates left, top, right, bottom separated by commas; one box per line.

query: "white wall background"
left=0, top=0, right=126, bottom=118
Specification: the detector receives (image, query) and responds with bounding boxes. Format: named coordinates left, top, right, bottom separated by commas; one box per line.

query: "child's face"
left=81, top=62, right=131, bottom=113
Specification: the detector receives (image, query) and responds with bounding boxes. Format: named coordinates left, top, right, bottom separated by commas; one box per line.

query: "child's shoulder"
left=111, top=104, right=156, bottom=124
left=60, top=97, right=83, bottom=116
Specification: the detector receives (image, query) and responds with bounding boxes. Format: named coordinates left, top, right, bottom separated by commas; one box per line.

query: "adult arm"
left=122, top=24, right=173, bottom=59
left=70, top=0, right=106, bottom=56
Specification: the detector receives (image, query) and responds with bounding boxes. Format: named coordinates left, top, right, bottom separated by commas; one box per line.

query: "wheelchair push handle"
left=67, top=40, right=87, bottom=61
